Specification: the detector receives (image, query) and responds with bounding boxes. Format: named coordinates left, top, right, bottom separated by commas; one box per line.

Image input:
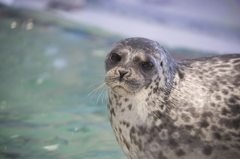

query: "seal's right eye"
left=110, top=53, right=121, bottom=62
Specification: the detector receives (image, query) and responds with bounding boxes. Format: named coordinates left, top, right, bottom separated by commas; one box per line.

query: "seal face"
left=105, top=37, right=240, bottom=159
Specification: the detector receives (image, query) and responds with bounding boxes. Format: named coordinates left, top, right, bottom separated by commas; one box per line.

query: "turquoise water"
left=0, top=8, right=126, bottom=159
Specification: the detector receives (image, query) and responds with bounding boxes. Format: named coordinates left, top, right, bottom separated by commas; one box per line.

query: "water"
left=0, top=7, right=126, bottom=159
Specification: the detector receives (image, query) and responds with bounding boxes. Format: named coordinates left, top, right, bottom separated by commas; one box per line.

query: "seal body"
left=105, top=37, right=240, bottom=159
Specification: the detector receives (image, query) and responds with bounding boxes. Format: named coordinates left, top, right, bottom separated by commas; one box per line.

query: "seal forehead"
left=113, top=37, right=160, bottom=56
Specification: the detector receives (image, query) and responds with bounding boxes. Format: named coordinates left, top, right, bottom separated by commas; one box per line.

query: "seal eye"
left=110, top=53, right=121, bottom=62
left=142, top=62, right=154, bottom=70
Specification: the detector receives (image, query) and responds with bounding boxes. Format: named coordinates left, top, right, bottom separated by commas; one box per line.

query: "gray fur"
left=105, top=37, right=240, bottom=159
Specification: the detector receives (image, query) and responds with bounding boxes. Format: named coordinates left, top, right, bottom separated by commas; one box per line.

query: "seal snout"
left=118, top=69, right=129, bottom=81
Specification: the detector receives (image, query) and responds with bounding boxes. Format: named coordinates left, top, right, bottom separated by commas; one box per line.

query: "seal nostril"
left=118, top=70, right=128, bottom=80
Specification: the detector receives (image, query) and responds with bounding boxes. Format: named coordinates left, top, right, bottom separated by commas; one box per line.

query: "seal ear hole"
left=160, top=61, right=163, bottom=67
left=110, top=53, right=121, bottom=62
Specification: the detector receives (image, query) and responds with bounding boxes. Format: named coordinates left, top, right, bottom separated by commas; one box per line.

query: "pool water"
left=0, top=7, right=127, bottom=159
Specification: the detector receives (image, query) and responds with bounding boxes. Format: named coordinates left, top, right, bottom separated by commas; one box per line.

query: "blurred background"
left=0, top=0, right=239, bottom=159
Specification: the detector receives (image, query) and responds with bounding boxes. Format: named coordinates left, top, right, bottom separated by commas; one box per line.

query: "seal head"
left=105, top=37, right=176, bottom=96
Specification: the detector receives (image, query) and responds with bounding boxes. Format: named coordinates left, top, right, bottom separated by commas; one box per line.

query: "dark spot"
left=232, top=117, right=240, bottom=130
left=202, top=111, right=213, bottom=118
left=219, top=69, right=226, bottom=72
left=110, top=108, right=116, bottom=116
left=114, top=127, right=117, bottom=132
left=232, top=144, right=240, bottom=150
left=216, top=95, right=221, bottom=100
left=148, top=92, right=152, bottom=96
left=137, top=138, right=143, bottom=151
left=233, top=59, right=240, bottom=64
left=202, top=145, right=213, bottom=156
left=130, top=127, right=136, bottom=134
left=153, top=87, right=158, bottom=93
left=187, top=107, right=198, bottom=118
left=121, top=108, right=125, bottom=112
left=137, top=125, right=147, bottom=136
left=158, top=151, right=168, bottom=159
left=145, top=80, right=152, bottom=89
left=128, top=104, right=132, bottom=110
left=229, top=97, right=236, bottom=103
left=216, top=64, right=231, bottom=68
left=219, top=117, right=240, bottom=130
left=220, top=81, right=227, bottom=85
left=185, top=125, right=193, bottom=130
left=145, top=98, right=149, bottom=102
left=234, top=75, right=240, bottom=86
left=119, top=128, right=122, bottom=133
left=181, top=113, right=190, bottom=122
left=153, top=110, right=162, bottom=118
left=122, top=136, right=130, bottom=150
left=211, top=103, right=216, bottom=107
left=168, top=138, right=179, bottom=149
left=222, top=89, right=228, bottom=95
left=133, top=56, right=141, bottom=63
left=109, top=98, right=113, bottom=105
left=230, top=132, right=240, bottom=138
left=122, top=121, right=130, bottom=128
left=199, top=120, right=209, bottom=128
left=221, top=145, right=229, bottom=150
left=160, top=61, right=163, bottom=67
left=160, top=130, right=167, bottom=138
left=222, top=134, right=232, bottom=141
left=124, top=98, right=129, bottom=102
left=229, top=104, right=240, bottom=116
left=175, top=149, right=186, bottom=157
left=213, top=132, right=222, bottom=140
left=211, top=125, right=223, bottom=131
left=234, top=64, right=240, bottom=72
left=160, top=105, right=164, bottom=110
left=212, top=82, right=219, bottom=91
left=221, top=108, right=230, bottom=116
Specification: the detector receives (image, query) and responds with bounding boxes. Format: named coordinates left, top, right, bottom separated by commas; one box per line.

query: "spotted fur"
left=105, top=37, right=240, bottom=159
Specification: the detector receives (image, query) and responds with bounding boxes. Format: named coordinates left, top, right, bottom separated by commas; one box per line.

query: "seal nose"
left=118, top=70, right=128, bottom=81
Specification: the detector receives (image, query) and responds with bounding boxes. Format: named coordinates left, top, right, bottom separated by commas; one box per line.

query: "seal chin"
left=112, top=86, right=129, bottom=96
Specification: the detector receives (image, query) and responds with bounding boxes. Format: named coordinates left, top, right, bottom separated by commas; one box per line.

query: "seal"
left=104, top=37, right=240, bottom=159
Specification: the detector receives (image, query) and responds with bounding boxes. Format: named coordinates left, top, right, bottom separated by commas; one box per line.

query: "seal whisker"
left=101, top=86, right=108, bottom=104
left=88, top=83, right=105, bottom=101
left=97, top=84, right=107, bottom=104
left=88, top=80, right=105, bottom=88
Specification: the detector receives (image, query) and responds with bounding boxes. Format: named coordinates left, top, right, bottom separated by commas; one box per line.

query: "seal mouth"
left=112, top=83, right=128, bottom=91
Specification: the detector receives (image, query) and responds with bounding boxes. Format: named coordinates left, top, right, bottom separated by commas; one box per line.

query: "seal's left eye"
left=142, top=62, right=154, bottom=70
left=110, top=53, right=121, bottom=62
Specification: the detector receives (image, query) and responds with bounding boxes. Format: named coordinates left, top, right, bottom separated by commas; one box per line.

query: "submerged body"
left=105, top=37, right=240, bottom=159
